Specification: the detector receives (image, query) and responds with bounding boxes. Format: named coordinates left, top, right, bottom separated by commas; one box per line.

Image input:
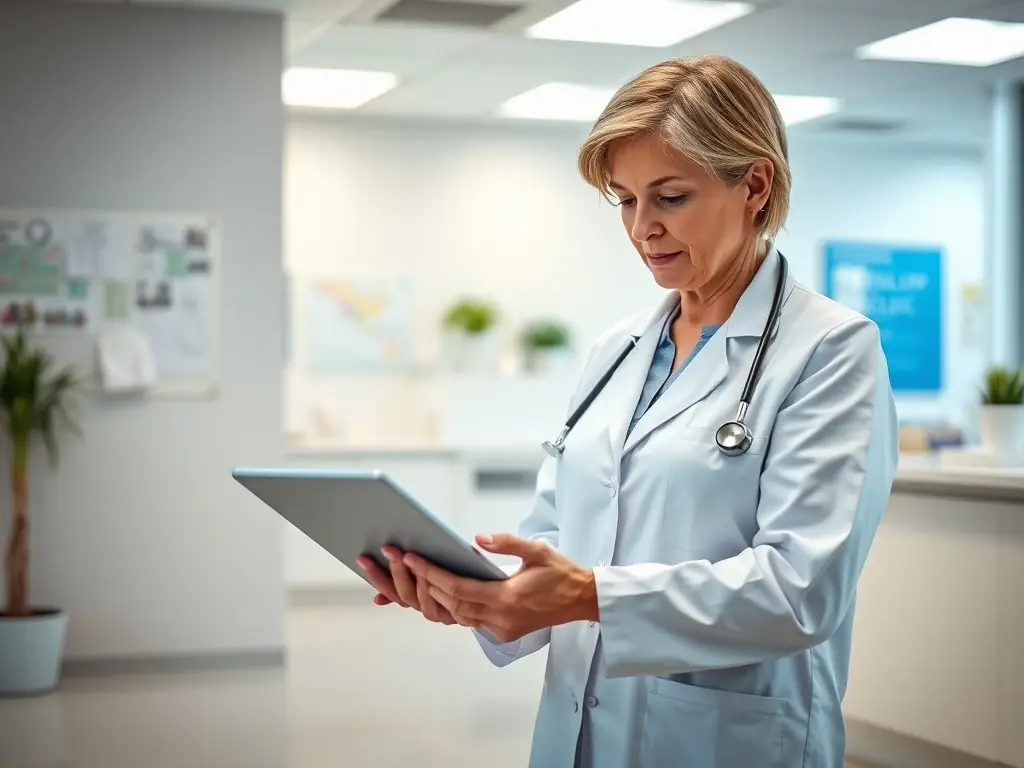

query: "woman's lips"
left=647, top=251, right=682, bottom=266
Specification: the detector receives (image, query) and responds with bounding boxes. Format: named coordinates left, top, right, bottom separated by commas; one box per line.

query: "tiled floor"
left=0, top=601, right=873, bottom=767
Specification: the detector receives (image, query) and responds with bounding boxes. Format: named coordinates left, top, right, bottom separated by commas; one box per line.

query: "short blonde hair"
left=578, top=54, right=791, bottom=240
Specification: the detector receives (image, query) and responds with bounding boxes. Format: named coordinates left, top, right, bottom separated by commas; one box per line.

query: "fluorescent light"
left=526, top=0, right=753, bottom=48
left=281, top=68, right=398, bottom=109
left=774, top=95, right=841, bottom=125
left=497, top=83, right=615, bottom=121
left=856, top=17, right=1024, bottom=67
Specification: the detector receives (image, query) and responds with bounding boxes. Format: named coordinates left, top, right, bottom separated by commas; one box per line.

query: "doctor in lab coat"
left=360, top=53, right=899, bottom=768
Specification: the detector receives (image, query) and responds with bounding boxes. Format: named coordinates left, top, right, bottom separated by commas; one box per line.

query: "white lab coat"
left=475, top=246, right=899, bottom=768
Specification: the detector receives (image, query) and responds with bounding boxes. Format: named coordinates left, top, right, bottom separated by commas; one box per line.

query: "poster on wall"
left=304, top=276, right=414, bottom=373
left=0, top=208, right=220, bottom=396
left=131, top=219, right=219, bottom=390
left=0, top=212, right=126, bottom=332
left=823, top=241, right=942, bottom=393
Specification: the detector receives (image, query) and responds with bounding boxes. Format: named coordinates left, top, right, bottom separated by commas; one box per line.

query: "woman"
left=360, top=54, right=898, bottom=768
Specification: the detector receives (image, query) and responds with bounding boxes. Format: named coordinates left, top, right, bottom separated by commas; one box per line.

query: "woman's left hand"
left=403, top=533, right=598, bottom=643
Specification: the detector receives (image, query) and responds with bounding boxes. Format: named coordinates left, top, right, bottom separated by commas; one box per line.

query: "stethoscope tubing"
left=542, top=253, right=788, bottom=459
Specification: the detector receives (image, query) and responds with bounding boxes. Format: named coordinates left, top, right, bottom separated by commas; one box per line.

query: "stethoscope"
left=542, top=253, right=788, bottom=459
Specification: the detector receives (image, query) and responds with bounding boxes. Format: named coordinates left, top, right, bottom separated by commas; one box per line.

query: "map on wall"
left=304, top=277, right=413, bottom=372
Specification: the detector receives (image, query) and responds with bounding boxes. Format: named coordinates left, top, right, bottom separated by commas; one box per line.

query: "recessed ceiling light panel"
left=773, top=94, right=841, bottom=125
left=281, top=68, right=399, bottom=109
left=526, top=0, right=754, bottom=48
left=497, top=83, right=616, bottom=121
left=856, top=17, right=1024, bottom=67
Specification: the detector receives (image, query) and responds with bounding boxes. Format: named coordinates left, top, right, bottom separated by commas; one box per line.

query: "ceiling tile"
left=289, top=21, right=489, bottom=73
left=357, top=62, right=582, bottom=116
left=665, top=4, right=981, bottom=62
left=971, top=0, right=1024, bottom=22
left=778, top=0, right=1007, bottom=14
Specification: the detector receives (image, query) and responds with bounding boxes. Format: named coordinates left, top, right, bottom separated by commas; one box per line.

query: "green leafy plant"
left=1, top=325, right=83, bottom=618
left=442, top=298, right=498, bottom=336
left=520, top=320, right=571, bottom=351
left=981, top=366, right=1024, bottom=405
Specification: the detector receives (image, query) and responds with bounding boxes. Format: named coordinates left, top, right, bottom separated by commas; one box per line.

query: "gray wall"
left=0, top=2, right=286, bottom=661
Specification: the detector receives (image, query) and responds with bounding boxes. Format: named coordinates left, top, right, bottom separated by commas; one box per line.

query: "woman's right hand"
left=358, top=547, right=458, bottom=626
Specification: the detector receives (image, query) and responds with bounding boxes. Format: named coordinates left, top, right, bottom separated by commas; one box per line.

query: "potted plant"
left=441, top=298, right=499, bottom=372
left=520, top=319, right=572, bottom=373
left=0, top=323, right=83, bottom=697
left=977, top=365, right=1024, bottom=456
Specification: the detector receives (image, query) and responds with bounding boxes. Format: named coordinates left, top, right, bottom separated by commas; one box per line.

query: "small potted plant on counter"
left=0, top=323, right=83, bottom=697
left=520, top=319, right=572, bottom=373
left=977, top=365, right=1024, bottom=456
left=441, top=297, right=499, bottom=372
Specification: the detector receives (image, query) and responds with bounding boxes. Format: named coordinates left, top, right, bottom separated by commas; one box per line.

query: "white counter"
left=284, top=442, right=1024, bottom=767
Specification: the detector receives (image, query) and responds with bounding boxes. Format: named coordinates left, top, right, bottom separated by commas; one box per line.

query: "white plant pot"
left=443, top=331, right=498, bottom=373
left=0, top=609, right=68, bottom=697
left=977, top=404, right=1024, bottom=456
left=526, top=347, right=574, bottom=374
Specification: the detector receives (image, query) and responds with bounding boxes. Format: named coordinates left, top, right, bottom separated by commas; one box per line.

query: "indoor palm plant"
left=977, top=365, right=1024, bottom=456
left=0, top=322, right=82, bottom=696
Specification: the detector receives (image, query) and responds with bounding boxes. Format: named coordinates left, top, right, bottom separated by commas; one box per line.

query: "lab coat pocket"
left=640, top=677, right=787, bottom=768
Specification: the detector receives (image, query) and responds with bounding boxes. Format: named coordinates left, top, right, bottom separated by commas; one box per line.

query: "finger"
left=428, top=586, right=490, bottom=627
left=373, top=593, right=393, bottom=606
left=357, top=556, right=407, bottom=608
left=403, top=553, right=499, bottom=604
left=384, top=548, right=421, bottom=610
left=475, top=533, right=551, bottom=562
left=417, top=577, right=456, bottom=625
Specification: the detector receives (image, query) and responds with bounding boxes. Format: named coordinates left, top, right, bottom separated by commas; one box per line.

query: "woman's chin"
left=648, top=265, right=694, bottom=291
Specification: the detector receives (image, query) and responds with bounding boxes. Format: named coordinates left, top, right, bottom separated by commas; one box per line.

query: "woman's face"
left=607, top=134, right=772, bottom=294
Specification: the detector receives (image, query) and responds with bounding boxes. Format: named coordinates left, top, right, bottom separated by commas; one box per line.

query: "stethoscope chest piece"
left=714, top=420, right=752, bottom=457
left=541, top=426, right=569, bottom=457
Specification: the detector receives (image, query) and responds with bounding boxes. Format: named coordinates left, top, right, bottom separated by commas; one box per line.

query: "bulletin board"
left=823, top=240, right=943, bottom=393
left=0, top=208, right=221, bottom=397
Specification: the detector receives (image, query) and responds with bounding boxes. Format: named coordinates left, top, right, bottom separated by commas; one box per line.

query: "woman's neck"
left=678, top=239, right=768, bottom=327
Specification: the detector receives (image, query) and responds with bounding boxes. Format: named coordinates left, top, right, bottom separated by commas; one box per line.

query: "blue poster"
left=823, top=241, right=942, bottom=392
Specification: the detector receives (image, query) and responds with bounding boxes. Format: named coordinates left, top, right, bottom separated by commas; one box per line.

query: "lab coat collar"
left=616, top=242, right=792, bottom=457
left=723, top=242, right=795, bottom=339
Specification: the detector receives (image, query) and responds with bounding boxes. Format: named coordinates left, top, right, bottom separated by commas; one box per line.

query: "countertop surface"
left=286, top=440, right=1024, bottom=501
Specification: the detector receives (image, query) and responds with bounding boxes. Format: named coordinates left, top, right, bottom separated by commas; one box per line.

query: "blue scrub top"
left=626, top=305, right=721, bottom=438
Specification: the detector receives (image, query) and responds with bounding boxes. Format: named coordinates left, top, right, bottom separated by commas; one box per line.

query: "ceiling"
left=102, top=0, right=1024, bottom=147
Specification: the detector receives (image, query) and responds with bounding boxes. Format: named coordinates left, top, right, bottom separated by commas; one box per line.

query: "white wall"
left=285, top=116, right=985, bottom=440
left=0, top=4, right=287, bottom=660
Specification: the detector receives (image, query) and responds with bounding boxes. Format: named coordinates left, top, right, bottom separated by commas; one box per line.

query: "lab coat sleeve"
left=472, top=333, right=612, bottom=667
left=593, top=315, right=900, bottom=678
left=472, top=444, right=560, bottom=665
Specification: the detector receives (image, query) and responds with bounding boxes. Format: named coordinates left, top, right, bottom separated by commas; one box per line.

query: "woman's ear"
left=746, top=159, right=774, bottom=212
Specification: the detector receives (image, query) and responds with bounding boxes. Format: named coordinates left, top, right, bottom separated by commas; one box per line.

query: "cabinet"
left=843, top=490, right=1024, bottom=766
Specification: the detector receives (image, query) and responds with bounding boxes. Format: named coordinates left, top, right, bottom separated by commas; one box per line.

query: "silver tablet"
left=232, top=467, right=509, bottom=585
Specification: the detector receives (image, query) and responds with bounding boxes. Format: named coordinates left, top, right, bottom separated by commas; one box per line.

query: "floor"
left=0, top=601, right=873, bottom=767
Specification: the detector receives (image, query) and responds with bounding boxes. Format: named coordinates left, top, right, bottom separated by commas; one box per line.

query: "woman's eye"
left=660, top=194, right=688, bottom=206
left=615, top=198, right=636, bottom=208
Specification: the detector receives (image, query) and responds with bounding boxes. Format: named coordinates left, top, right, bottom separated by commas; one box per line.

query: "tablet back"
left=231, top=467, right=507, bottom=583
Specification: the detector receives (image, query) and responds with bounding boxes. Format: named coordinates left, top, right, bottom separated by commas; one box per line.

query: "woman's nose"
left=631, top=208, right=663, bottom=242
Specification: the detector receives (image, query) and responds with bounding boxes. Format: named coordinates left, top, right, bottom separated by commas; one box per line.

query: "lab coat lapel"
left=605, top=295, right=678, bottom=461
left=620, top=245, right=789, bottom=456
left=621, top=328, right=728, bottom=455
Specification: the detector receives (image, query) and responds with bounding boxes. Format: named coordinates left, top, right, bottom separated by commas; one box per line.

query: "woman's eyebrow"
left=609, top=175, right=688, bottom=191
